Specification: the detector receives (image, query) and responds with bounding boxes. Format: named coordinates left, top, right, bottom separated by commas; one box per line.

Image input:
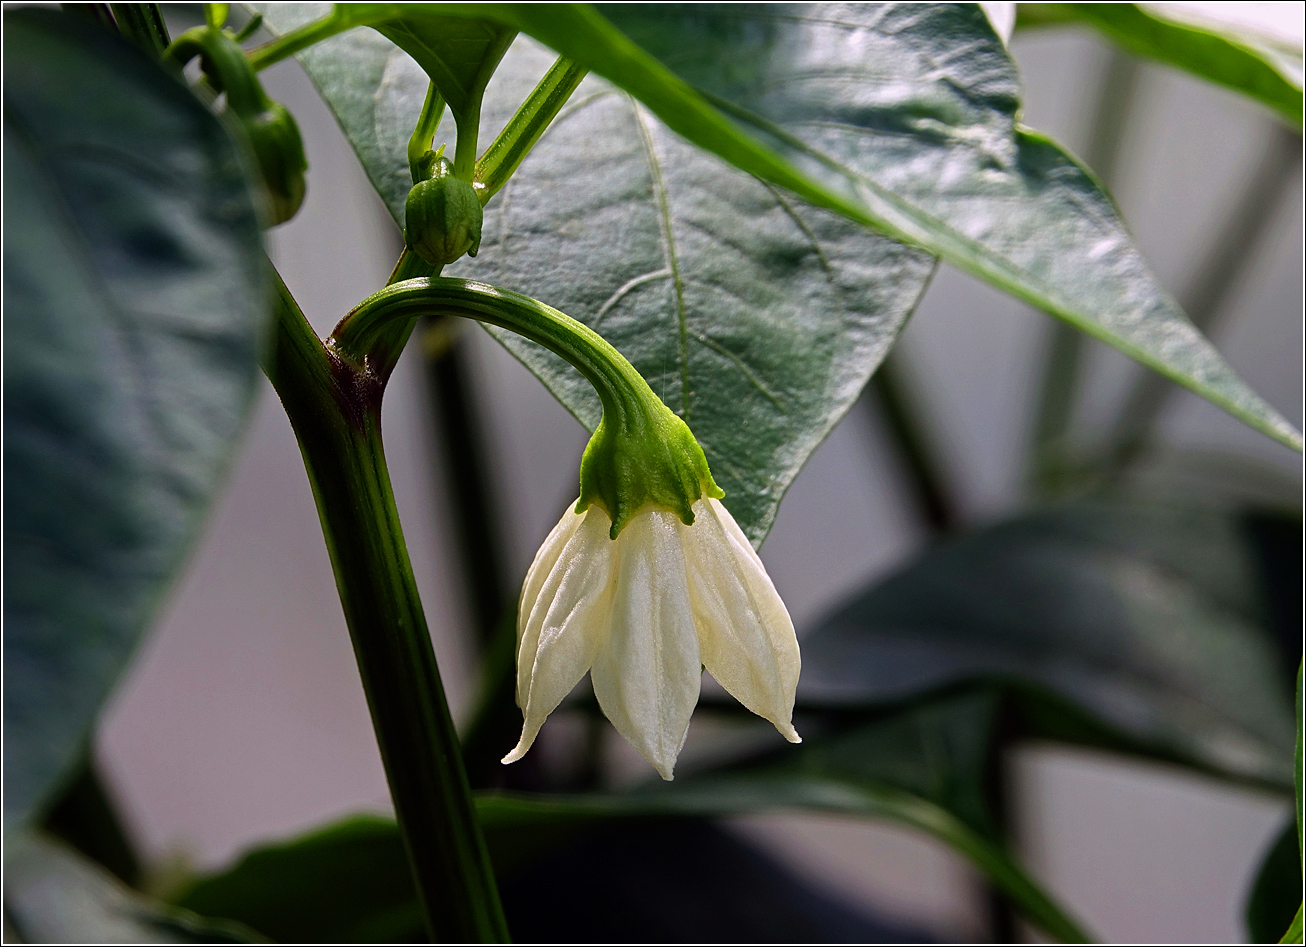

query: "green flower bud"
left=239, top=102, right=307, bottom=226
left=404, top=157, right=483, bottom=266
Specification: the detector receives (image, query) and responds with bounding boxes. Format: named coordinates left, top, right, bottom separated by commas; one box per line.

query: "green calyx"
left=405, top=156, right=483, bottom=266
left=577, top=393, right=722, bottom=539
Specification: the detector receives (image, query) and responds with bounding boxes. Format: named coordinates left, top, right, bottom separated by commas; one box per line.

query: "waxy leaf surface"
left=3, top=10, right=266, bottom=825
left=259, top=1, right=1300, bottom=467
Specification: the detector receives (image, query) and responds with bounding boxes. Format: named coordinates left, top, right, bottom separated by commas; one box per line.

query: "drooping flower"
left=388, top=279, right=801, bottom=778
left=503, top=492, right=801, bottom=780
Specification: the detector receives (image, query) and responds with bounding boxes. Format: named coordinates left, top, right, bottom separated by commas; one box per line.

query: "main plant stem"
left=263, top=271, right=508, bottom=943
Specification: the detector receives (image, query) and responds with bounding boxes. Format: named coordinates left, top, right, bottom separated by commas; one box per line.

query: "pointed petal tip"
left=501, top=727, right=537, bottom=765
left=778, top=722, right=801, bottom=743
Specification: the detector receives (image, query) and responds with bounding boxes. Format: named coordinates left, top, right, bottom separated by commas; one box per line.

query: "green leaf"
left=342, top=6, right=515, bottom=125
left=245, top=16, right=937, bottom=544
left=1018, top=3, right=1302, bottom=128
left=296, top=1, right=1295, bottom=453
left=173, top=816, right=423, bottom=943
left=4, top=832, right=257, bottom=943
left=1247, top=819, right=1303, bottom=943
left=172, top=691, right=1090, bottom=943
left=801, top=496, right=1299, bottom=787
left=3, top=9, right=266, bottom=826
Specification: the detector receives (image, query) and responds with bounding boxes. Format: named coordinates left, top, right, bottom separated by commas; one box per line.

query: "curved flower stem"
left=333, top=277, right=649, bottom=425
left=263, top=271, right=508, bottom=943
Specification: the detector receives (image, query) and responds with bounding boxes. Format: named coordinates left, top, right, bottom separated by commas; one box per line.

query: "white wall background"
left=95, top=9, right=1301, bottom=943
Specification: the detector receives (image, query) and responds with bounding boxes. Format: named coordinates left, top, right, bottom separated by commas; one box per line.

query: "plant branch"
left=263, top=271, right=508, bottom=943
left=475, top=55, right=588, bottom=204
left=246, top=9, right=349, bottom=72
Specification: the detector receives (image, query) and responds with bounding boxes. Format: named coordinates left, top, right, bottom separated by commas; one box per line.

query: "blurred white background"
left=94, top=8, right=1301, bottom=943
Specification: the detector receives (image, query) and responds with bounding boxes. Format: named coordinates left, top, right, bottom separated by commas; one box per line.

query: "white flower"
left=502, top=497, right=801, bottom=780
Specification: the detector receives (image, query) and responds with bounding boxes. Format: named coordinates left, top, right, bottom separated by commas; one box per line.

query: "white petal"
left=503, top=507, right=614, bottom=764
left=683, top=498, right=801, bottom=743
left=515, top=506, right=595, bottom=708
left=517, top=502, right=586, bottom=654
left=590, top=510, right=701, bottom=780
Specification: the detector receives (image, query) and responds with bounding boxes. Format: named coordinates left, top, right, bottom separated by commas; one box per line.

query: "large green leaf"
left=258, top=3, right=1302, bottom=451
left=3, top=9, right=266, bottom=826
left=1018, top=3, right=1303, bottom=128
left=251, top=10, right=936, bottom=544
left=800, top=496, right=1299, bottom=787
left=4, top=832, right=255, bottom=943
left=170, top=690, right=1090, bottom=942
left=298, top=1, right=1297, bottom=452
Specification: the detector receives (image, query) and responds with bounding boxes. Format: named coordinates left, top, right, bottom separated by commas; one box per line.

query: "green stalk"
left=334, top=278, right=649, bottom=422
left=264, top=272, right=507, bottom=943
left=409, top=82, right=447, bottom=184
left=247, top=9, right=350, bottom=72
left=107, top=3, right=170, bottom=57
left=475, top=56, right=588, bottom=203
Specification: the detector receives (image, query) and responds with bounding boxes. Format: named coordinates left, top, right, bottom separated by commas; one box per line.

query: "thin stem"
left=264, top=272, right=508, bottom=943
left=409, top=82, right=447, bottom=184
left=1029, top=48, right=1141, bottom=494
left=1102, top=122, right=1303, bottom=472
left=108, top=3, right=170, bottom=57
left=867, top=352, right=958, bottom=534
left=165, top=26, right=269, bottom=116
left=449, top=30, right=517, bottom=184
left=333, top=277, right=648, bottom=426
left=204, top=3, right=227, bottom=30
left=232, top=12, right=263, bottom=44
left=247, top=10, right=350, bottom=72
left=475, top=56, right=588, bottom=204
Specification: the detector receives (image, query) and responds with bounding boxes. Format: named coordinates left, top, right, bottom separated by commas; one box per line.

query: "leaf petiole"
left=246, top=8, right=350, bottom=72
left=475, top=55, right=588, bottom=204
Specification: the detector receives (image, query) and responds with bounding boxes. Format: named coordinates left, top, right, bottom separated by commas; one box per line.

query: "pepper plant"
left=4, top=2, right=1302, bottom=943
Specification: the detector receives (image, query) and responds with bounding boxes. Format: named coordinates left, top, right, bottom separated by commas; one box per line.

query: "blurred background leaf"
left=4, top=832, right=256, bottom=944
left=1246, top=819, right=1303, bottom=943
left=1016, top=2, right=1303, bottom=127
left=170, top=688, right=1089, bottom=942
left=799, top=493, right=1300, bottom=788
left=171, top=811, right=936, bottom=944
left=2, top=8, right=266, bottom=828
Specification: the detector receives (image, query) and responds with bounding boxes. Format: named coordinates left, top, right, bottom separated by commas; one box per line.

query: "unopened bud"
left=404, top=156, right=483, bottom=266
